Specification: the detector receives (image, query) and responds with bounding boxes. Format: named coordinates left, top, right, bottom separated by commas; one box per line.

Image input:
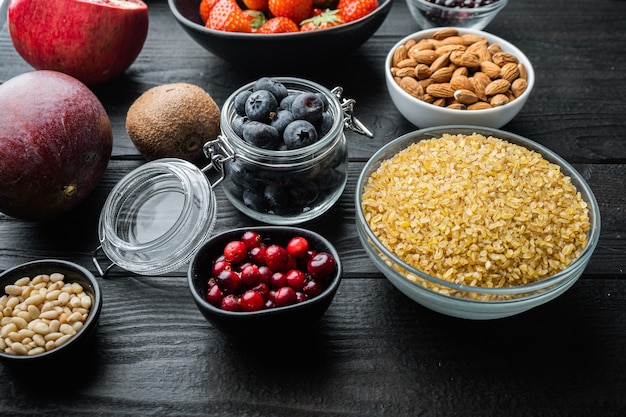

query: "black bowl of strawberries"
left=168, top=0, right=393, bottom=69
left=188, top=226, right=342, bottom=335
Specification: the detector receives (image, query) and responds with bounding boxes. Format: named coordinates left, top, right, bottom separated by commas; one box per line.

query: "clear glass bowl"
left=355, top=126, right=601, bottom=320
left=215, top=77, right=349, bottom=225
left=406, top=0, right=509, bottom=30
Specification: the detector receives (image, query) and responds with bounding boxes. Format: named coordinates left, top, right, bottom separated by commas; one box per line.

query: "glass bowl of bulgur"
left=355, top=126, right=600, bottom=319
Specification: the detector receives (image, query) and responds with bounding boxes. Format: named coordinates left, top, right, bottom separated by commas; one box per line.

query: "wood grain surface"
left=1, top=0, right=626, bottom=416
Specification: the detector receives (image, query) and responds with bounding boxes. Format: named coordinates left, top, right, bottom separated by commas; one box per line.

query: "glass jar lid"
left=94, top=158, right=217, bottom=276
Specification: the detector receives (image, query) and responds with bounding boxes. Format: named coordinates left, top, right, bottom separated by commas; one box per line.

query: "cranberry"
left=265, top=244, right=290, bottom=272
left=286, top=236, right=309, bottom=258
left=240, top=264, right=261, bottom=287
left=206, top=283, right=223, bottom=307
left=240, top=290, right=265, bottom=312
left=223, top=240, right=248, bottom=264
left=251, top=282, right=269, bottom=299
left=286, top=269, right=306, bottom=292
left=296, top=292, right=308, bottom=303
left=258, top=265, right=272, bottom=285
left=273, top=286, right=297, bottom=307
left=216, top=269, right=241, bottom=294
left=211, top=259, right=232, bottom=277
left=241, top=230, right=262, bottom=250
left=307, top=251, right=336, bottom=280
left=270, top=272, right=288, bottom=289
left=221, top=294, right=241, bottom=311
left=302, top=279, right=325, bottom=297
left=249, top=245, right=267, bottom=265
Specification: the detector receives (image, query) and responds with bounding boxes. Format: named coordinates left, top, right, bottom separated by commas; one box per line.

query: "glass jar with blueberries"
left=204, top=77, right=372, bottom=225
left=92, top=77, right=371, bottom=277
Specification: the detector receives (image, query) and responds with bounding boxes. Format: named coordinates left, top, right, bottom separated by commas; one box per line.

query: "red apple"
left=0, top=70, right=113, bottom=221
left=7, top=0, right=149, bottom=85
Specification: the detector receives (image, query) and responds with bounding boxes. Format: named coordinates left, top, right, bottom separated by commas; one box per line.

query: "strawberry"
left=258, top=16, right=300, bottom=33
left=244, top=9, right=267, bottom=30
left=242, top=0, right=269, bottom=11
left=300, top=9, right=344, bottom=31
left=337, top=0, right=378, bottom=23
left=199, top=0, right=220, bottom=24
left=268, top=0, right=314, bottom=25
left=207, top=0, right=253, bottom=32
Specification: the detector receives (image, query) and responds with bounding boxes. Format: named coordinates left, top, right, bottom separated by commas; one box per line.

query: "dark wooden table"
left=2, top=0, right=626, bottom=415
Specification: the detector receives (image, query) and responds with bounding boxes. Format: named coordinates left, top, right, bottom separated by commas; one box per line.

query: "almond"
left=447, top=103, right=467, bottom=110
left=468, top=102, right=493, bottom=110
left=396, top=58, right=417, bottom=69
left=454, top=89, right=479, bottom=105
left=409, top=49, right=440, bottom=65
left=490, top=93, right=510, bottom=107
left=485, top=79, right=511, bottom=96
left=430, top=66, right=454, bottom=83
left=415, top=63, right=432, bottom=80
left=511, top=78, right=528, bottom=97
left=432, top=28, right=458, bottom=40
left=441, top=36, right=465, bottom=46
left=450, top=75, right=474, bottom=91
left=392, top=45, right=407, bottom=66
left=429, top=52, right=451, bottom=72
left=500, top=62, right=520, bottom=83
left=426, top=83, right=455, bottom=98
left=435, top=44, right=466, bottom=56
left=398, top=77, right=424, bottom=99
left=480, top=61, right=502, bottom=79
left=461, top=34, right=488, bottom=46
left=393, top=67, right=415, bottom=78
left=492, top=52, right=519, bottom=66
left=518, top=63, right=528, bottom=80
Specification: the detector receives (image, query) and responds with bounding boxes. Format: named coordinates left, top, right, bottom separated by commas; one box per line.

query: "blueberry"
left=270, top=110, right=295, bottom=137
left=279, top=94, right=298, bottom=111
left=232, top=115, right=249, bottom=138
left=317, top=111, right=333, bottom=138
left=289, top=180, right=318, bottom=207
left=243, top=188, right=268, bottom=212
left=243, top=121, right=280, bottom=149
left=225, top=161, right=257, bottom=190
left=291, top=92, right=324, bottom=124
left=234, top=90, right=252, bottom=116
left=245, top=90, right=278, bottom=123
left=264, top=184, right=290, bottom=208
left=283, top=120, right=318, bottom=150
left=253, top=77, right=289, bottom=104
left=315, top=92, right=329, bottom=111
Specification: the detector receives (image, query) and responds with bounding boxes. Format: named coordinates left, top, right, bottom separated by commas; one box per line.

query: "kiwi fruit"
left=126, top=83, right=220, bottom=163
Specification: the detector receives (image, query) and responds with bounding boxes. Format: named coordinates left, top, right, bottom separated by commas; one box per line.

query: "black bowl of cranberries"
left=188, top=226, right=342, bottom=334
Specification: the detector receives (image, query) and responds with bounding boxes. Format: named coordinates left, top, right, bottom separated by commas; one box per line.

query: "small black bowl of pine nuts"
left=0, top=259, right=102, bottom=364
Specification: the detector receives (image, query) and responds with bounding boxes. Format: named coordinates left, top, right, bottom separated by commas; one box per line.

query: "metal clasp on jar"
left=202, top=136, right=235, bottom=187
left=331, top=86, right=374, bottom=139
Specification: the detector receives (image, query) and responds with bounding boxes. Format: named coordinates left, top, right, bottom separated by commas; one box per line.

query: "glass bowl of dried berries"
left=406, top=0, right=509, bottom=30
left=386, top=27, right=535, bottom=128
left=188, top=227, right=342, bottom=335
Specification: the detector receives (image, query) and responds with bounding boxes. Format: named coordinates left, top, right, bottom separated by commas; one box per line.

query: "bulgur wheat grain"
left=361, top=133, right=591, bottom=291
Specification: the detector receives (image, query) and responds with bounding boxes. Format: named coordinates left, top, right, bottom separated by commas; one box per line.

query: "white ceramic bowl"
left=385, top=28, right=535, bottom=129
left=406, top=0, right=509, bottom=30
left=355, top=126, right=601, bottom=320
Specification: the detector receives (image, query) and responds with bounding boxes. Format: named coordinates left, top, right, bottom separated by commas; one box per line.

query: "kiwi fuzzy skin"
left=126, top=83, right=220, bottom=163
